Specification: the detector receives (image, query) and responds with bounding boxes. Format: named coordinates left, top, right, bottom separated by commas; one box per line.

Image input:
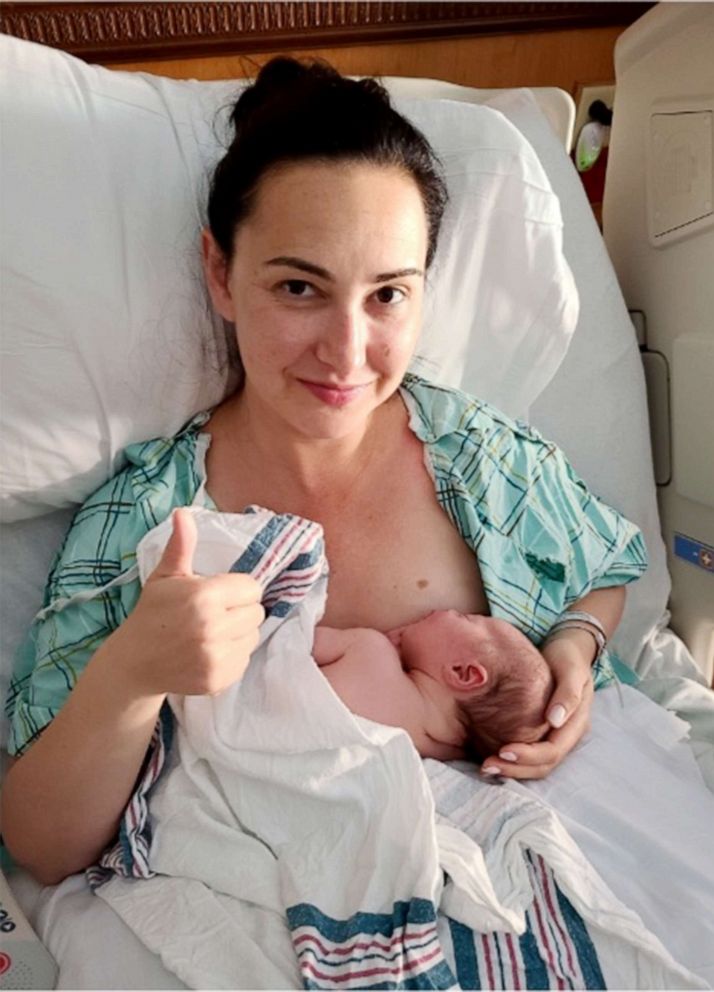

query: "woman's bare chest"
left=316, top=472, right=488, bottom=629
left=227, top=485, right=485, bottom=631
left=204, top=403, right=489, bottom=630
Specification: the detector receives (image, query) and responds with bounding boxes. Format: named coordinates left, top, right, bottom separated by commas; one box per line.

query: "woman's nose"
left=315, top=307, right=367, bottom=375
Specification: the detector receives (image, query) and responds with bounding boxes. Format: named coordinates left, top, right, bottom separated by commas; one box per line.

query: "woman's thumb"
left=547, top=685, right=583, bottom=729
left=151, top=508, right=198, bottom=579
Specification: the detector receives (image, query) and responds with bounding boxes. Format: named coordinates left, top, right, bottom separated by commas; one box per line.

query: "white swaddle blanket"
left=95, top=507, right=708, bottom=990
left=131, top=506, right=456, bottom=989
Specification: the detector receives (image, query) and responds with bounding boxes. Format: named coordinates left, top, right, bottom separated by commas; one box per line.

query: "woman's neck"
left=209, top=386, right=402, bottom=508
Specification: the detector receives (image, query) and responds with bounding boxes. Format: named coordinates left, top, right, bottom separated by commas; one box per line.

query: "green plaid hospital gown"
left=6, top=374, right=647, bottom=756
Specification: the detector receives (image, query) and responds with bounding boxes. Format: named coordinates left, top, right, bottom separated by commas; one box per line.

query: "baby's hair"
left=457, top=659, right=554, bottom=761
left=207, top=56, right=448, bottom=268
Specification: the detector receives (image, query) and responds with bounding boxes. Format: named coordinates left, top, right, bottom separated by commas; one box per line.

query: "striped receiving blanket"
left=93, top=506, right=705, bottom=990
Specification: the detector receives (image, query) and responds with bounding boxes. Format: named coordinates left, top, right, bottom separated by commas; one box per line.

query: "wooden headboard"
left=0, top=2, right=653, bottom=93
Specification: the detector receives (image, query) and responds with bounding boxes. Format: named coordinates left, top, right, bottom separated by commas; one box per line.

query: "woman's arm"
left=2, top=645, right=165, bottom=885
left=1, top=509, right=263, bottom=885
left=541, top=584, right=625, bottom=723
left=480, top=585, right=625, bottom=780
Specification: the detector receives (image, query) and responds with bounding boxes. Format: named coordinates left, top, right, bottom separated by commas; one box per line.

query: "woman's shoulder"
left=122, top=409, right=212, bottom=490
left=400, top=372, right=551, bottom=451
left=399, top=373, right=576, bottom=527
left=48, top=411, right=212, bottom=594
left=84, top=410, right=211, bottom=509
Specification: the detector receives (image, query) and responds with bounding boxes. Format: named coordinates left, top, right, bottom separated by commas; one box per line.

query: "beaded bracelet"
left=545, top=610, right=607, bottom=664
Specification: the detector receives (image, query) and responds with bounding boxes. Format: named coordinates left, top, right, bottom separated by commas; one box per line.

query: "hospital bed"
left=1, top=3, right=713, bottom=988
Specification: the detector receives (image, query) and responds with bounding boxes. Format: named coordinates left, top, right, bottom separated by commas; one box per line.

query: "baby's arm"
left=313, top=626, right=410, bottom=718
left=314, top=625, right=465, bottom=761
left=312, top=626, right=358, bottom=667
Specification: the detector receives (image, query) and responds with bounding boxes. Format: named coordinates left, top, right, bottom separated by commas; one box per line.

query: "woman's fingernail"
left=548, top=704, right=567, bottom=728
left=500, top=751, right=518, bottom=762
left=481, top=765, right=501, bottom=775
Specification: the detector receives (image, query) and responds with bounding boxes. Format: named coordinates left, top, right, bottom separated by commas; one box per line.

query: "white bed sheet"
left=7, top=869, right=185, bottom=990
left=517, top=686, right=714, bottom=986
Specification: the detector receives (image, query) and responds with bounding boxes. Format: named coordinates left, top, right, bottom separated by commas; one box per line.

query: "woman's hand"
left=481, top=629, right=595, bottom=780
left=104, top=507, right=265, bottom=699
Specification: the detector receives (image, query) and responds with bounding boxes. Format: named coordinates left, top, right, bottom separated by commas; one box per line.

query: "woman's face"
left=203, top=160, right=428, bottom=440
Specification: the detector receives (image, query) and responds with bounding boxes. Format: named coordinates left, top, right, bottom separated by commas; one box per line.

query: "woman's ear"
left=201, top=228, right=235, bottom=322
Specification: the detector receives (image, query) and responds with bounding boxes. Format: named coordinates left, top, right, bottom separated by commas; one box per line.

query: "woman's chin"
left=291, top=412, right=372, bottom=442
left=285, top=388, right=387, bottom=439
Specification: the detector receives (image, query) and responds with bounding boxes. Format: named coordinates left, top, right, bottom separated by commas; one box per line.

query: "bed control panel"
left=0, top=871, right=57, bottom=990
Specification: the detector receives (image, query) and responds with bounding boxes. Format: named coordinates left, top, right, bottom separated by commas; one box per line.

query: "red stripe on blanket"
left=536, top=853, right=579, bottom=987
left=265, top=569, right=323, bottom=595
left=294, top=924, right=438, bottom=958
left=481, top=933, right=496, bottom=989
left=506, top=931, right=522, bottom=989
left=300, top=942, right=444, bottom=984
left=530, top=871, right=565, bottom=988
left=256, top=520, right=312, bottom=582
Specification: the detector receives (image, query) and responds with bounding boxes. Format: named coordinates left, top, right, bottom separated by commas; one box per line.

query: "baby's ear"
left=448, top=661, right=488, bottom=691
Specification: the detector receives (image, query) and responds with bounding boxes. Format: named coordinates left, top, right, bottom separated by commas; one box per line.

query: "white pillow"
left=396, top=96, right=578, bottom=410
left=0, top=38, right=236, bottom=522
left=0, top=35, right=576, bottom=522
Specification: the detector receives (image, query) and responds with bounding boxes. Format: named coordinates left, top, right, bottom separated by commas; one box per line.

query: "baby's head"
left=399, top=610, right=553, bottom=760
left=455, top=646, right=553, bottom=760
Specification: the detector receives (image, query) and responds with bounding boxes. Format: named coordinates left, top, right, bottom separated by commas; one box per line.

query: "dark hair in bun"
left=207, top=57, right=448, bottom=268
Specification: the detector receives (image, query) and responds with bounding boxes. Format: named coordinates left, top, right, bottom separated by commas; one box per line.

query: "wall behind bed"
left=1, top=1, right=652, bottom=95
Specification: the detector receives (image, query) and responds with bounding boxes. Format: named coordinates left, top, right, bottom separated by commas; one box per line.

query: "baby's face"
left=400, top=609, right=530, bottom=678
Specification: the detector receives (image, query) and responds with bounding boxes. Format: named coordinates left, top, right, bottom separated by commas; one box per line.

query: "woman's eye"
left=280, top=280, right=316, bottom=298
left=374, top=286, right=406, bottom=305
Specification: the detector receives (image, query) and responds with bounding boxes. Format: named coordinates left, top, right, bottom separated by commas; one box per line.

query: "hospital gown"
left=7, top=371, right=647, bottom=759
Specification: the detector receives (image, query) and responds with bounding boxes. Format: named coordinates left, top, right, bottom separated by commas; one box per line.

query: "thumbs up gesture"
left=149, top=504, right=201, bottom=580
left=116, top=508, right=265, bottom=698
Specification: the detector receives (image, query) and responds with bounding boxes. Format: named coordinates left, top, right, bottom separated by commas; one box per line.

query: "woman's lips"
left=300, top=380, right=370, bottom=407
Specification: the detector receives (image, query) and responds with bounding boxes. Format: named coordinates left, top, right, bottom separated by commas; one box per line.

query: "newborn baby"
left=313, top=609, right=553, bottom=761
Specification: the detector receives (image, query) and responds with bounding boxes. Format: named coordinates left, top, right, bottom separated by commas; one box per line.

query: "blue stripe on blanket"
left=448, top=919, right=480, bottom=989
left=518, top=924, right=550, bottom=989
left=287, top=899, right=457, bottom=990
left=442, top=851, right=606, bottom=990
left=229, top=511, right=325, bottom=618
left=229, top=519, right=290, bottom=573
left=555, top=887, right=606, bottom=990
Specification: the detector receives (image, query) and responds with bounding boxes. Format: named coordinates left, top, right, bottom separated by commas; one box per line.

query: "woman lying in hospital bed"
left=2, top=50, right=713, bottom=990
left=3, top=53, right=644, bottom=866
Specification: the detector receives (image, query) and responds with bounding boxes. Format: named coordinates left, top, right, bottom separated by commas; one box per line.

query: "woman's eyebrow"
left=264, top=256, right=423, bottom=283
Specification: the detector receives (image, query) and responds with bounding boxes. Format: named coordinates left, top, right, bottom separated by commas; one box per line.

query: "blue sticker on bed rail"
left=674, top=533, right=714, bottom=572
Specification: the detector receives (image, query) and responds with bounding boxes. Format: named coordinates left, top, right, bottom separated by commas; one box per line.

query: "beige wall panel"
left=106, top=26, right=621, bottom=95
